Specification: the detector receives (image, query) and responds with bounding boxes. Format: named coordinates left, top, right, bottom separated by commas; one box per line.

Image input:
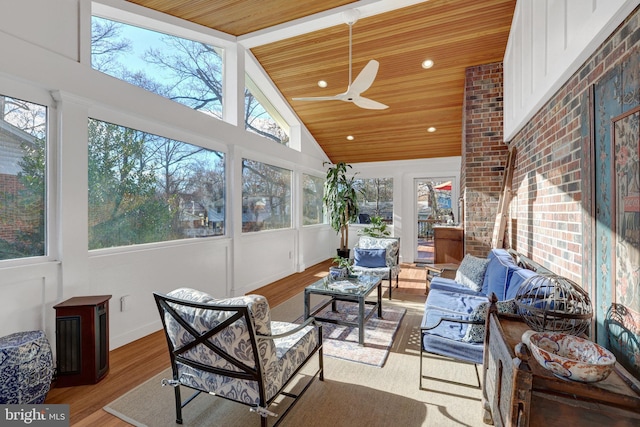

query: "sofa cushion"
left=461, top=299, right=518, bottom=343
left=487, top=248, right=514, bottom=262
left=357, top=236, right=399, bottom=267
left=455, top=254, right=490, bottom=292
left=505, top=267, right=538, bottom=300
left=425, top=288, right=489, bottom=314
left=353, top=248, right=387, bottom=267
left=481, top=255, right=520, bottom=299
left=421, top=307, right=484, bottom=364
left=429, top=277, right=486, bottom=297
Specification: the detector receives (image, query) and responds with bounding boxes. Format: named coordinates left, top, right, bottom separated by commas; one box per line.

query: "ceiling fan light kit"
left=292, top=8, right=388, bottom=110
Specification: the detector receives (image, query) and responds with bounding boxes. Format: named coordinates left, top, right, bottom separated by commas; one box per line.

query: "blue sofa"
left=419, top=248, right=538, bottom=388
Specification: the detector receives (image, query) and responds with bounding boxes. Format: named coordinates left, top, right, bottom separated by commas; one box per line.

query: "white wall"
left=0, top=0, right=460, bottom=353
left=0, top=0, right=332, bottom=350
left=504, top=0, right=640, bottom=141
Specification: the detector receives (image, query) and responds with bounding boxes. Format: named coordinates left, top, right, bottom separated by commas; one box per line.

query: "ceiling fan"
left=292, top=9, right=388, bottom=110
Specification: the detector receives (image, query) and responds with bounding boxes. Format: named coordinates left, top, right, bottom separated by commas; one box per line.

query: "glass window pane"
left=91, top=16, right=224, bottom=119
left=88, top=119, right=225, bottom=250
left=245, top=75, right=290, bottom=146
left=242, top=159, right=291, bottom=232
left=0, top=95, right=47, bottom=260
left=354, top=178, right=393, bottom=224
left=302, top=173, right=325, bottom=225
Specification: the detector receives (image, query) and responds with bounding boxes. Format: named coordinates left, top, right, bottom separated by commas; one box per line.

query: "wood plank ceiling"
left=127, top=0, right=516, bottom=164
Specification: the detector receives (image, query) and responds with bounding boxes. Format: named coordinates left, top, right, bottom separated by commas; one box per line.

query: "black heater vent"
left=56, top=315, right=81, bottom=375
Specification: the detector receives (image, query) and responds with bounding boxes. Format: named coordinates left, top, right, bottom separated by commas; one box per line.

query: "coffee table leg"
left=304, top=290, right=310, bottom=319
left=358, top=296, right=365, bottom=345
left=377, top=282, right=382, bottom=318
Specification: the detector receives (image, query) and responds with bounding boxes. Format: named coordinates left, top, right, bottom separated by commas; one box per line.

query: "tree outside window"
left=354, top=178, right=393, bottom=223
left=242, top=159, right=291, bottom=232
left=245, top=75, right=290, bottom=145
left=88, top=119, right=225, bottom=249
left=0, top=95, right=46, bottom=261
left=91, top=17, right=290, bottom=145
left=302, top=174, right=325, bottom=225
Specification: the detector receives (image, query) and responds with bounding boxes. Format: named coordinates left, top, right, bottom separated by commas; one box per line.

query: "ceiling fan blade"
left=292, top=95, right=344, bottom=101
left=353, top=96, right=388, bottom=110
left=349, top=60, right=379, bottom=94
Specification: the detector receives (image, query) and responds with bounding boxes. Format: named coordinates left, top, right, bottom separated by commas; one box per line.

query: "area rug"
left=297, top=301, right=405, bottom=367
left=103, top=298, right=487, bottom=427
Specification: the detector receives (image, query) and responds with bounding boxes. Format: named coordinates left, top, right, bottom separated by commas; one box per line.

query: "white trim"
left=92, top=0, right=237, bottom=48
left=238, top=0, right=429, bottom=48
left=504, top=0, right=640, bottom=141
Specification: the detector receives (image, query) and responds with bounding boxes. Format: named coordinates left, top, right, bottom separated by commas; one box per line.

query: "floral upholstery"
left=158, top=288, right=321, bottom=409
left=352, top=237, right=401, bottom=298
left=0, top=330, right=54, bottom=404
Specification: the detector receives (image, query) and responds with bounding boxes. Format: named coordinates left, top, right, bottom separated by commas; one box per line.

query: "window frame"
left=245, top=74, right=290, bottom=145
left=0, top=79, right=56, bottom=266
left=87, top=115, right=230, bottom=254
left=353, top=176, right=394, bottom=225
left=240, top=157, right=293, bottom=233
left=301, top=172, right=326, bottom=227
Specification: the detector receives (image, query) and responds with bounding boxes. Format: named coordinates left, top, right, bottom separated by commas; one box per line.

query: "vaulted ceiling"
left=126, top=0, right=516, bottom=164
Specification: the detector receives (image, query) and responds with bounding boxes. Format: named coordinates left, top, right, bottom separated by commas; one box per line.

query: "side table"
left=0, top=330, right=54, bottom=404
left=424, top=263, right=459, bottom=294
left=483, top=310, right=640, bottom=426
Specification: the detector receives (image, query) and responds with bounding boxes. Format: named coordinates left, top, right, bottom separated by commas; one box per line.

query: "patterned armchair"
left=154, top=288, right=323, bottom=426
left=351, top=236, right=401, bottom=299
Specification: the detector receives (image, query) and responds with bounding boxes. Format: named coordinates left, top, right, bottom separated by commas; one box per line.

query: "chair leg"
left=419, top=344, right=424, bottom=389
left=174, top=384, right=183, bottom=424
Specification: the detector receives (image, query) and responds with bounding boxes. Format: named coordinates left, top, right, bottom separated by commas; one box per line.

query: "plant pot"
left=329, top=266, right=347, bottom=279
left=337, top=248, right=350, bottom=259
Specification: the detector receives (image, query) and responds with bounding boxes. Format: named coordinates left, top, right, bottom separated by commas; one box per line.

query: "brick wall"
left=463, top=7, right=640, bottom=285
left=508, top=7, right=639, bottom=284
left=461, top=62, right=507, bottom=257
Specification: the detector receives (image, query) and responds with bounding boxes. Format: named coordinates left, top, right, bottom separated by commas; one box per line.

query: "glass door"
left=415, top=177, right=457, bottom=264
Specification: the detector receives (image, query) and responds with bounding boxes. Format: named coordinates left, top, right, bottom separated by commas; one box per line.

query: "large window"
left=0, top=95, right=47, bottom=261
left=91, top=16, right=224, bottom=119
left=302, top=173, right=325, bottom=225
left=242, top=159, right=291, bottom=232
left=354, top=178, right=394, bottom=224
left=245, top=75, right=289, bottom=145
left=88, top=119, right=225, bottom=250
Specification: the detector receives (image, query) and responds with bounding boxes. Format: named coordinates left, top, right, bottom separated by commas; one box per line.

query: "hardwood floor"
left=45, top=259, right=428, bottom=426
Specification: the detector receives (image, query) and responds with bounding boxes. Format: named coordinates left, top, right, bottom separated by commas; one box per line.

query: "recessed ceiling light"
left=422, top=59, right=434, bottom=69
left=427, top=127, right=436, bottom=133
left=346, top=135, right=355, bottom=141
left=318, top=80, right=328, bottom=88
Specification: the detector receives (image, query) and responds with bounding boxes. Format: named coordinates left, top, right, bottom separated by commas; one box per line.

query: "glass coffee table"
left=304, top=274, right=383, bottom=345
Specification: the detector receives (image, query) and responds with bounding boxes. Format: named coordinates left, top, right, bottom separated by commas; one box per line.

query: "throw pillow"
left=455, top=254, right=490, bottom=292
left=353, top=248, right=387, bottom=268
left=462, top=299, right=517, bottom=343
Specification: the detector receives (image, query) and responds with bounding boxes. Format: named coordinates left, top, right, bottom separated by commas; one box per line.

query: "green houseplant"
left=359, top=215, right=391, bottom=238
left=329, top=256, right=353, bottom=278
left=323, top=162, right=360, bottom=258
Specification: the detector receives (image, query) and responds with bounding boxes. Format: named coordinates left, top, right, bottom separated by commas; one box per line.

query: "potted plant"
left=323, top=162, right=360, bottom=258
left=329, top=256, right=352, bottom=279
left=359, top=215, right=391, bottom=238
